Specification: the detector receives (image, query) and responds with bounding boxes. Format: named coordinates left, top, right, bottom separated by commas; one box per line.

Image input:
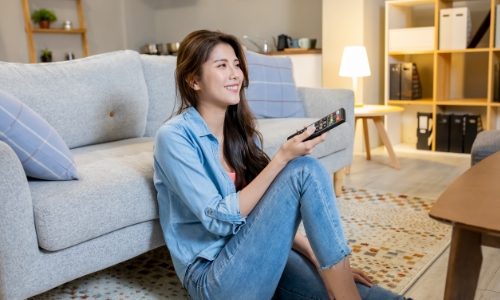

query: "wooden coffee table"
left=429, top=151, right=500, bottom=300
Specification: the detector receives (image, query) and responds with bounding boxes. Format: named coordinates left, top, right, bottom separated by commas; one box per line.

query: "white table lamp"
left=339, top=46, right=371, bottom=107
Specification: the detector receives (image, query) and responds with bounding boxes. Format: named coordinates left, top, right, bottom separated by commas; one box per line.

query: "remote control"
left=287, top=108, right=346, bottom=142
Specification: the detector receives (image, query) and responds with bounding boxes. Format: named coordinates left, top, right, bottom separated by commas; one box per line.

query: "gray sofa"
left=0, top=50, right=354, bottom=300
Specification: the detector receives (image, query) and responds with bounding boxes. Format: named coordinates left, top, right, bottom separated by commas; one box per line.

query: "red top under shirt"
left=227, top=172, right=236, bottom=184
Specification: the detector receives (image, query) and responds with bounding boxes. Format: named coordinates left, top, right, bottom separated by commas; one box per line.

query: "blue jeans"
left=184, top=156, right=408, bottom=300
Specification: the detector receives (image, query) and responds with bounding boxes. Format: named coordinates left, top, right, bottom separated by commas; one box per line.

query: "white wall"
left=0, top=0, right=30, bottom=63
left=153, top=0, right=322, bottom=52
left=323, top=0, right=386, bottom=152
left=122, top=0, right=156, bottom=52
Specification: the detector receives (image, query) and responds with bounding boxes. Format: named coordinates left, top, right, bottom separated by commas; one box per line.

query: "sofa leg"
left=333, top=168, right=345, bottom=198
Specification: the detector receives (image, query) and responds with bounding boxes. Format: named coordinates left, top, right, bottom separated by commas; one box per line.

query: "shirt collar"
left=184, top=106, right=214, bottom=137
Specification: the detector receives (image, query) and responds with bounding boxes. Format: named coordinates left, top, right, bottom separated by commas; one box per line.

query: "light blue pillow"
left=244, top=50, right=305, bottom=119
left=0, top=89, right=79, bottom=180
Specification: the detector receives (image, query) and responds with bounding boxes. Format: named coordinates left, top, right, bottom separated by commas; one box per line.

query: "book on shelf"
left=416, top=112, right=432, bottom=150
left=449, top=114, right=465, bottom=153
left=389, top=64, right=401, bottom=100
left=464, top=115, right=483, bottom=154
left=390, top=63, right=422, bottom=100
left=436, top=114, right=451, bottom=152
left=440, top=7, right=471, bottom=50
left=468, top=10, right=490, bottom=48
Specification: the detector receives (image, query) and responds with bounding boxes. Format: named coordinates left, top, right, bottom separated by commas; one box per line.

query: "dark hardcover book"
left=495, top=64, right=499, bottom=102
left=416, top=112, right=432, bottom=150
left=463, top=115, right=483, bottom=153
left=436, top=114, right=451, bottom=152
left=390, top=63, right=401, bottom=100
left=468, top=10, right=491, bottom=48
left=449, top=114, right=465, bottom=153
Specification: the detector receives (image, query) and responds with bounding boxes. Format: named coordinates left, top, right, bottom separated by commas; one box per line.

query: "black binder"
left=463, top=115, right=483, bottom=153
left=449, top=114, right=465, bottom=153
left=435, top=114, right=450, bottom=152
left=416, top=112, right=432, bottom=150
left=390, top=64, right=401, bottom=100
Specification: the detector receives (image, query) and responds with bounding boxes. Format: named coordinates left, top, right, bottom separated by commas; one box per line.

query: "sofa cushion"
left=30, top=118, right=350, bottom=251
left=30, top=138, right=157, bottom=251
left=140, top=55, right=178, bottom=138
left=0, top=50, right=149, bottom=149
left=245, top=51, right=305, bottom=119
left=257, top=118, right=351, bottom=159
left=0, top=89, right=78, bottom=180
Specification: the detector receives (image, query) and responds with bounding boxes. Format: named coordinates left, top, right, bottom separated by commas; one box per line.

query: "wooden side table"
left=430, top=151, right=500, bottom=300
left=346, top=105, right=404, bottom=174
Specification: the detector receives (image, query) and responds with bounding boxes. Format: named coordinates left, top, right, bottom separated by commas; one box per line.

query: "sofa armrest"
left=0, top=141, right=39, bottom=299
left=471, top=130, right=500, bottom=166
left=297, top=87, right=355, bottom=170
left=297, top=87, right=355, bottom=136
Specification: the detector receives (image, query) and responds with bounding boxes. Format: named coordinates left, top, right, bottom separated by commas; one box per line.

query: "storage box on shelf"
left=385, top=0, right=500, bottom=152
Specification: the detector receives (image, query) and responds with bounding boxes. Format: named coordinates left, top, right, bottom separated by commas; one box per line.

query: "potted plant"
left=40, top=48, right=52, bottom=62
left=31, top=9, right=57, bottom=29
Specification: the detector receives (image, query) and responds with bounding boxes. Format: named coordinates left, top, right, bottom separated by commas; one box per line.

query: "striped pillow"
left=0, top=89, right=79, bottom=180
left=244, top=50, right=305, bottom=119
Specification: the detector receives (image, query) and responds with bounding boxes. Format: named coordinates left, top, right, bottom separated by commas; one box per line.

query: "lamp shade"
left=339, top=46, right=371, bottom=77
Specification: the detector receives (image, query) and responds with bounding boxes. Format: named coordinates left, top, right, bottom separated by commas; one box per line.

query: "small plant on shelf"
left=31, top=9, right=57, bottom=29
left=40, top=48, right=52, bottom=63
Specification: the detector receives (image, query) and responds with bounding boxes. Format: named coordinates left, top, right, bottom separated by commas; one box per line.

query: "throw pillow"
left=244, top=50, right=305, bottom=119
left=0, top=89, right=79, bottom=180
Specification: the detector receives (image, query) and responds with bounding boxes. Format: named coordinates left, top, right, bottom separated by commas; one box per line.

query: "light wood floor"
left=342, top=145, right=500, bottom=300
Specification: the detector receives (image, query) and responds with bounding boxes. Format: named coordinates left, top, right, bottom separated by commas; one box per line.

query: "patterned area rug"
left=30, top=187, right=451, bottom=299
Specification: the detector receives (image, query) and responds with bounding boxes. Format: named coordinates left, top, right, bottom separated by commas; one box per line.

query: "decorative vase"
left=39, top=20, right=50, bottom=29
left=40, top=54, right=52, bottom=63
left=63, top=20, right=72, bottom=30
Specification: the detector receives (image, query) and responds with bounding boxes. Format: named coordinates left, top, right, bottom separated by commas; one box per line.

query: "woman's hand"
left=351, top=267, right=374, bottom=287
left=317, top=266, right=373, bottom=299
left=274, top=125, right=329, bottom=164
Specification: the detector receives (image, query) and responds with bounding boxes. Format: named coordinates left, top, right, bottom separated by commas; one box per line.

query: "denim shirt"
left=153, top=107, right=247, bottom=285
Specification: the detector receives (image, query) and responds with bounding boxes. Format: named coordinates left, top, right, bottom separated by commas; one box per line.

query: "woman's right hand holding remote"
left=275, top=125, right=329, bottom=165
left=239, top=125, right=328, bottom=216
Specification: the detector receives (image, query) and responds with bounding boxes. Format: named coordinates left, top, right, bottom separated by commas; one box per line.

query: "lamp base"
left=355, top=103, right=364, bottom=108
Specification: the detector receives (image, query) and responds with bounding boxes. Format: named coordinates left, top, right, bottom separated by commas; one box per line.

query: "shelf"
left=22, top=0, right=89, bottom=63
left=436, top=99, right=488, bottom=106
left=31, top=28, right=86, bottom=34
left=437, top=48, right=490, bottom=53
left=386, top=0, right=435, bottom=7
left=388, top=99, right=434, bottom=105
left=385, top=0, right=496, bottom=151
left=388, top=50, right=434, bottom=55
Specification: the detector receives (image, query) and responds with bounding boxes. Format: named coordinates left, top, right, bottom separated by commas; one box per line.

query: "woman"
left=153, top=30, right=411, bottom=300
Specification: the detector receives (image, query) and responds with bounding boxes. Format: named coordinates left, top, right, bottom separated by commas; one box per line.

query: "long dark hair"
left=173, top=30, right=270, bottom=190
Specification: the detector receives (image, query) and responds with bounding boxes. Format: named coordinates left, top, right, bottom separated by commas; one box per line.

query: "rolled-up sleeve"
left=154, top=124, right=246, bottom=236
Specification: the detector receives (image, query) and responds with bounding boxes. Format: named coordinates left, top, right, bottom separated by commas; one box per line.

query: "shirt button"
left=207, top=210, right=213, bottom=215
